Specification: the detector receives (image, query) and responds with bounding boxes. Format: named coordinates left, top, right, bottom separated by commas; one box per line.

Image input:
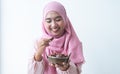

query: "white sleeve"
left=56, top=62, right=82, bottom=74
left=28, top=41, right=45, bottom=74
left=28, top=55, right=44, bottom=74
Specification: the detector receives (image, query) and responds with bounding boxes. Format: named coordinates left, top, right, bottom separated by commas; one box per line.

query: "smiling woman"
left=28, top=1, right=84, bottom=74
left=1, top=0, right=120, bottom=74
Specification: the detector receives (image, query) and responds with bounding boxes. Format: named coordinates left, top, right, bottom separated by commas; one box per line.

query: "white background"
left=1, top=0, right=120, bottom=74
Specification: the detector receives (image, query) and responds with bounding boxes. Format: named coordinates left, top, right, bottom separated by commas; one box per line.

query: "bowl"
left=47, top=54, right=70, bottom=64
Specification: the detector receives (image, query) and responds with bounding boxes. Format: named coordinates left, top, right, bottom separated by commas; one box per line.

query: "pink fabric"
left=41, top=1, right=84, bottom=74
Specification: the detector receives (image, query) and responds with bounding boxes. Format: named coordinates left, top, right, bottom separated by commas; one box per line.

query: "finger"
left=62, top=62, right=69, bottom=67
left=42, top=37, right=53, bottom=46
left=62, top=62, right=66, bottom=65
left=48, top=37, right=54, bottom=41
left=55, top=64, right=60, bottom=68
left=43, top=37, right=53, bottom=42
left=49, top=63, right=55, bottom=67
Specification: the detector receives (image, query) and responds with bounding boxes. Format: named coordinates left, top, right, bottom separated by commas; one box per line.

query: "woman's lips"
left=52, top=27, right=60, bottom=32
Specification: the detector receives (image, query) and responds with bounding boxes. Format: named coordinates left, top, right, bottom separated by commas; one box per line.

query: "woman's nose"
left=51, top=21, right=57, bottom=28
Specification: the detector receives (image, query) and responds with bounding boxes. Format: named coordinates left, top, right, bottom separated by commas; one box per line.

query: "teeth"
left=52, top=28, right=59, bottom=32
left=53, top=29, right=58, bottom=32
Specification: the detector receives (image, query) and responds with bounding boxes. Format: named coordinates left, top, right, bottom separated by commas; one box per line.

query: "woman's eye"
left=46, top=20, right=51, bottom=23
left=55, top=18, right=61, bottom=22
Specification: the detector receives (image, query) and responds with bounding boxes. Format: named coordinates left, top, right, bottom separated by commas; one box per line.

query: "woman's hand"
left=34, top=37, right=53, bottom=61
left=56, top=62, right=70, bottom=71
left=49, top=62, right=70, bottom=71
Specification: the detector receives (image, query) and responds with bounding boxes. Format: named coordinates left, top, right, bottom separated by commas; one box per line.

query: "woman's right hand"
left=34, top=37, right=53, bottom=61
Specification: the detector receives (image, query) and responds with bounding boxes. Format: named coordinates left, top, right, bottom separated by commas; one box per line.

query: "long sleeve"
left=28, top=46, right=45, bottom=74
left=56, top=62, right=82, bottom=74
left=28, top=55, right=44, bottom=74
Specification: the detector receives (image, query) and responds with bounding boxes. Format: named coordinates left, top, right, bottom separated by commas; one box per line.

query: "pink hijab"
left=41, top=1, right=84, bottom=74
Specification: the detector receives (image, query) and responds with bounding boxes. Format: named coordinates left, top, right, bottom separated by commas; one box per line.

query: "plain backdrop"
left=1, top=0, right=120, bottom=74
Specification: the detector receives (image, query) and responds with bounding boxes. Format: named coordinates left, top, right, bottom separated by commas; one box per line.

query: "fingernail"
left=50, top=37, right=54, bottom=40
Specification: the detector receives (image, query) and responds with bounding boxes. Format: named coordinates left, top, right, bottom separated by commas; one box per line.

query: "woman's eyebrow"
left=45, top=18, right=51, bottom=20
left=55, top=16, right=62, bottom=19
left=45, top=16, right=62, bottom=20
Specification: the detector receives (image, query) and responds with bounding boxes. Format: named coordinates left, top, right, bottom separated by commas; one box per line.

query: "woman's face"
left=44, top=11, right=65, bottom=37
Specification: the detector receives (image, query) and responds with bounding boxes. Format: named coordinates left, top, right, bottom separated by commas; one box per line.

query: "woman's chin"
left=51, top=33, right=62, bottom=38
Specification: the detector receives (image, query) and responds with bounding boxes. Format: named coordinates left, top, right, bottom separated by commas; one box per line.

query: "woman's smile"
left=51, top=26, right=60, bottom=32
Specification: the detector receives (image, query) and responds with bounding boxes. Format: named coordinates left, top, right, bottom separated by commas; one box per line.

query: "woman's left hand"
left=55, top=62, right=70, bottom=71
left=49, top=62, right=70, bottom=71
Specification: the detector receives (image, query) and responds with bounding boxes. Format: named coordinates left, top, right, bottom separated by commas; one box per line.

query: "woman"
left=28, top=1, right=85, bottom=74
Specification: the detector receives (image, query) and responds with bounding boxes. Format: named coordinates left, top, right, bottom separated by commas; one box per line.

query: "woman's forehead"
left=45, top=11, right=62, bottom=19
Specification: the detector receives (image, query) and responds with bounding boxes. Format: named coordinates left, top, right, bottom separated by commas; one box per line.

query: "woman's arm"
left=28, top=37, right=53, bottom=74
left=28, top=55, right=44, bottom=74
left=28, top=46, right=44, bottom=74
